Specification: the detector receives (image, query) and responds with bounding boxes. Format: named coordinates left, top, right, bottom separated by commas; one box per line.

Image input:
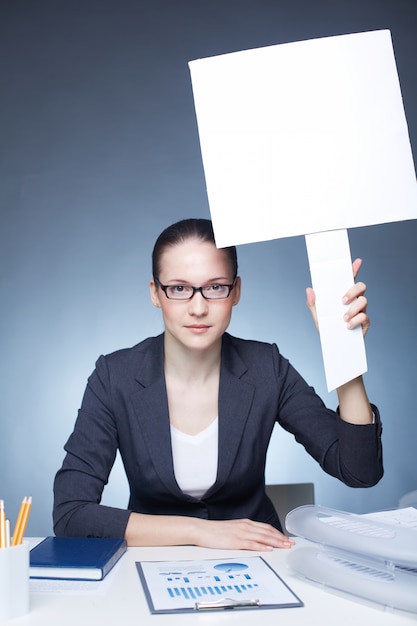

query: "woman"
left=53, top=218, right=383, bottom=551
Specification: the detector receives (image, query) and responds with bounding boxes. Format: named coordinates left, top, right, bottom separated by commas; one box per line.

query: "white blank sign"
left=189, top=30, right=417, bottom=248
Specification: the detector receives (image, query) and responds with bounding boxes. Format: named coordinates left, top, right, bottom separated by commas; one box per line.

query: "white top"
left=170, top=418, right=218, bottom=498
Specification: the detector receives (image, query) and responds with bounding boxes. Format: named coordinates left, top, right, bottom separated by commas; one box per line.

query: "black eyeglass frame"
left=154, top=277, right=236, bottom=301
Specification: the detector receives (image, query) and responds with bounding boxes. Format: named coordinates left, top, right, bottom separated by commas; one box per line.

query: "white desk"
left=15, top=540, right=417, bottom=625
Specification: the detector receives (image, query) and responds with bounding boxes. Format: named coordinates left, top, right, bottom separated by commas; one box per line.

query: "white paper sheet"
left=305, top=229, right=367, bottom=390
left=362, top=507, right=417, bottom=531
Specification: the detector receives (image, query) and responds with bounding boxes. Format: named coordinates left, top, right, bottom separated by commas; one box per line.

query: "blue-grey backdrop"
left=1, top=0, right=416, bottom=536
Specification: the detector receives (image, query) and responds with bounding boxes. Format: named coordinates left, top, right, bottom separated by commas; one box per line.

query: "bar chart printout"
left=136, top=557, right=303, bottom=613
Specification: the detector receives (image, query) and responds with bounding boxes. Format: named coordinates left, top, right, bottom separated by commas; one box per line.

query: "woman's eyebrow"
left=163, top=276, right=231, bottom=284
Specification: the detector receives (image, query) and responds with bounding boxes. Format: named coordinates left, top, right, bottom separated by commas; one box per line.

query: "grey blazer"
left=53, top=333, right=383, bottom=538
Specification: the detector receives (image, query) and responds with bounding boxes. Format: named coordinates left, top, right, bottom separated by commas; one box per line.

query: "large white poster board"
left=189, top=30, right=417, bottom=390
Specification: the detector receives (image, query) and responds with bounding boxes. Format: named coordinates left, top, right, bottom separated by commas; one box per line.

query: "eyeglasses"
left=154, top=278, right=236, bottom=301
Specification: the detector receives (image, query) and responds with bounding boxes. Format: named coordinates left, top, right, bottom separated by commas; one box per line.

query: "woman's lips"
left=185, top=324, right=211, bottom=333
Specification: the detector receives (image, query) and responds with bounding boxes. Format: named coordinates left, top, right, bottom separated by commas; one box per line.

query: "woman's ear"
left=149, top=280, right=161, bottom=307
left=232, top=276, right=241, bottom=306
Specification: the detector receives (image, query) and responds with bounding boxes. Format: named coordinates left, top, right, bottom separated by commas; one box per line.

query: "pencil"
left=11, top=496, right=32, bottom=546
left=5, top=519, right=10, bottom=548
left=0, top=499, right=6, bottom=549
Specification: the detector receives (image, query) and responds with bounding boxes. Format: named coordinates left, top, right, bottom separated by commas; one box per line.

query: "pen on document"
left=11, top=496, right=32, bottom=546
left=196, top=598, right=260, bottom=610
left=0, top=499, right=6, bottom=548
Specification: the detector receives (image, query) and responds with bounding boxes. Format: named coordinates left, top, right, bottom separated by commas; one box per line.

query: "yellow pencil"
left=10, top=497, right=26, bottom=546
left=11, top=496, right=32, bottom=546
left=0, top=499, right=6, bottom=549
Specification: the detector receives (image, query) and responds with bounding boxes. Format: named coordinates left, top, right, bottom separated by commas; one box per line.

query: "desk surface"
left=16, top=539, right=417, bottom=625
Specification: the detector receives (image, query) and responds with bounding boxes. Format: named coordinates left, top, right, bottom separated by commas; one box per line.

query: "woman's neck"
left=163, top=334, right=222, bottom=383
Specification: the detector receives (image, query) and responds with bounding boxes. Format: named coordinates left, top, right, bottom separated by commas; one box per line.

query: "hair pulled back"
left=152, top=218, right=238, bottom=280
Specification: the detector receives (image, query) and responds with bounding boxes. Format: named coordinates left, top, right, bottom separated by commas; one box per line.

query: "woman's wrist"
left=336, top=376, right=374, bottom=425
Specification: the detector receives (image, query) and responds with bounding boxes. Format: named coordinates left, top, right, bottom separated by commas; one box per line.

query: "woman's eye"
left=208, top=284, right=221, bottom=291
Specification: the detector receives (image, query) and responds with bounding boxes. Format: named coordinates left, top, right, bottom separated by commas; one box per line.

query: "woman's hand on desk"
left=192, top=518, right=295, bottom=551
left=125, top=513, right=295, bottom=551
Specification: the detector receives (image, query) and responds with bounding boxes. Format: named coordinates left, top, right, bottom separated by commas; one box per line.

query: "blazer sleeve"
left=271, top=344, right=383, bottom=487
left=53, top=356, right=131, bottom=538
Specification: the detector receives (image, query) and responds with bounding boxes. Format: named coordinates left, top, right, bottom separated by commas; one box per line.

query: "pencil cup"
left=0, top=542, right=30, bottom=620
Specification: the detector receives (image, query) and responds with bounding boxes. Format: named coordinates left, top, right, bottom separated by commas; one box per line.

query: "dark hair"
left=152, top=218, right=238, bottom=279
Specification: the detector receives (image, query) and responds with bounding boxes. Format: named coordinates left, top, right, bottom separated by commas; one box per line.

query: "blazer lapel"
left=130, top=336, right=183, bottom=497
left=206, top=335, right=255, bottom=496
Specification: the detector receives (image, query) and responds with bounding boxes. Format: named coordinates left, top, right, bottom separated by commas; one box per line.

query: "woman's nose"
left=188, top=291, right=208, bottom=314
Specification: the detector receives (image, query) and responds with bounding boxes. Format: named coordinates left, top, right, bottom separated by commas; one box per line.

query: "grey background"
left=1, top=0, right=416, bottom=536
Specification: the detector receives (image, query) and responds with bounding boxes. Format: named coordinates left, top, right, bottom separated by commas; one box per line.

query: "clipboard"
left=136, top=556, right=303, bottom=613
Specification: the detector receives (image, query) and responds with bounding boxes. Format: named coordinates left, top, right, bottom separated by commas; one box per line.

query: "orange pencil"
left=11, top=496, right=32, bottom=546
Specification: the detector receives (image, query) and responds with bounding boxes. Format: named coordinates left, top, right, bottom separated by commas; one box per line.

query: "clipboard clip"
left=195, top=597, right=260, bottom=611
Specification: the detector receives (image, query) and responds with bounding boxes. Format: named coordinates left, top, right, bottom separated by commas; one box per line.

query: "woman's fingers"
left=351, top=257, right=363, bottom=280
left=307, top=259, right=370, bottom=337
left=305, top=287, right=319, bottom=333
left=342, top=273, right=370, bottom=336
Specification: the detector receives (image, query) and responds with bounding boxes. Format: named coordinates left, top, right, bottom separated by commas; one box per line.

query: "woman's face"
left=150, top=238, right=241, bottom=353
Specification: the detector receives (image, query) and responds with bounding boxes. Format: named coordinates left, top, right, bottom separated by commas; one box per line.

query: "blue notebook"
left=30, top=537, right=127, bottom=580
